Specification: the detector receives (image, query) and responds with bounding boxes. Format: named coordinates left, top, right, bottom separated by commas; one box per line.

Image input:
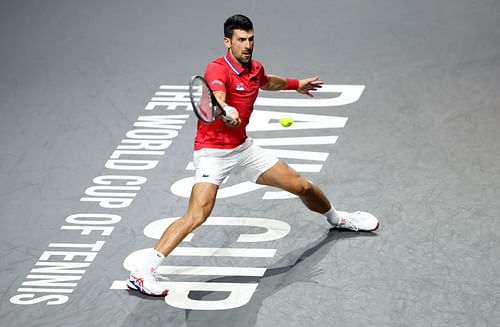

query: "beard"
left=237, top=50, right=253, bottom=65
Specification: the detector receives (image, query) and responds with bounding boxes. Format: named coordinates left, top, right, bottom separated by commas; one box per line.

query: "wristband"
left=285, top=78, right=299, bottom=90
left=222, top=105, right=238, bottom=121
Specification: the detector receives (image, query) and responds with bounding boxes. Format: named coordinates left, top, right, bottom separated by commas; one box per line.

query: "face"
left=224, top=29, right=254, bottom=66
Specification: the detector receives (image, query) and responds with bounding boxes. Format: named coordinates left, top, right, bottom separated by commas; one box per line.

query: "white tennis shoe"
left=329, top=211, right=379, bottom=232
left=126, top=269, right=169, bottom=297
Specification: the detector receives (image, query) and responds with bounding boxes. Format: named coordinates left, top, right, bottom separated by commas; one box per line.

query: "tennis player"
left=127, top=14, right=379, bottom=296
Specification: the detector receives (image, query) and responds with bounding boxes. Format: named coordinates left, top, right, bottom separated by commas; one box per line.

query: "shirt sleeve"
left=258, top=64, right=269, bottom=87
left=204, top=62, right=227, bottom=92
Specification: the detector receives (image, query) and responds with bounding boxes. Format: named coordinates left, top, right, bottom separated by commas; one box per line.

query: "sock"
left=323, top=205, right=341, bottom=225
left=142, top=249, right=165, bottom=273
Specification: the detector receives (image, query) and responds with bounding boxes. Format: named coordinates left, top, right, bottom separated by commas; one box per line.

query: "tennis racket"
left=189, top=75, right=228, bottom=123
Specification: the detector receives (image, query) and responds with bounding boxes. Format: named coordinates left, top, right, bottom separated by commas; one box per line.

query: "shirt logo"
left=236, top=83, right=245, bottom=91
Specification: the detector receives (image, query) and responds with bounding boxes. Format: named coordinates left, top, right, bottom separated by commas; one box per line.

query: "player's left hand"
left=297, top=76, right=323, bottom=97
left=223, top=117, right=241, bottom=127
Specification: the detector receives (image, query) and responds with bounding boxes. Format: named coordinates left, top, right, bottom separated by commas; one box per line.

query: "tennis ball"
left=279, top=115, right=293, bottom=127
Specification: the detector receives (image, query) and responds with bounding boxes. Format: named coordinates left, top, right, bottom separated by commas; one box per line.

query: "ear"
left=223, top=37, right=231, bottom=49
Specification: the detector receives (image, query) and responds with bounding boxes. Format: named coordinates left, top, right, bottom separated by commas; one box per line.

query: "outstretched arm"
left=261, top=75, right=324, bottom=97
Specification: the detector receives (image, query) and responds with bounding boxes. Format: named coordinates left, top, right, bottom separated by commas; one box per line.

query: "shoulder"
left=251, top=59, right=265, bottom=70
left=251, top=59, right=267, bottom=78
left=206, top=56, right=228, bottom=74
left=205, top=57, right=229, bottom=90
left=207, top=56, right=226, bottom=68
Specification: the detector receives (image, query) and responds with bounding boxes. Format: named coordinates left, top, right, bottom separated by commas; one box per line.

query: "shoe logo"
left=131, top=276, right=144, bottom=287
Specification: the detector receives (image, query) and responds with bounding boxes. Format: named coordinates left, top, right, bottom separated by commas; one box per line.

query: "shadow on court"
left=178, top=228, right=378, bottom=327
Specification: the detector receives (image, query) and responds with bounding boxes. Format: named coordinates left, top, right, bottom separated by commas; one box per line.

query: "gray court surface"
left=1, top=0, right=500, bottom=326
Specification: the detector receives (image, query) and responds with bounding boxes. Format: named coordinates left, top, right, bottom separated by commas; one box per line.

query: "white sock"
left=142, top=249, right=165, bottom=273
left=323, top=205, right=341, bottom=225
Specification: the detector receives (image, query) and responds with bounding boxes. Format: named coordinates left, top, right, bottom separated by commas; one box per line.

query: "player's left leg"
left=256, top=160, right=331, bottom=213
left=256, top=160, right=379, bottom=231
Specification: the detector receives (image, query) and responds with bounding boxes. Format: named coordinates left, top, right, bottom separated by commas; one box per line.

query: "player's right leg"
left=155, top=182, right=219, bottom=256
left=127, top=182, right=219, bottom=296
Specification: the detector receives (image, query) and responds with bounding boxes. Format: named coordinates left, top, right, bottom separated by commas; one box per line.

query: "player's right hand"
left=222, top=105, right=241, bottom=127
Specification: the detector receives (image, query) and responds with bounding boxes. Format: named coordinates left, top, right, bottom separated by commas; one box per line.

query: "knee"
left=183, top=211, right=209, bottom=232
left=295, top=180, right=314, bottom=197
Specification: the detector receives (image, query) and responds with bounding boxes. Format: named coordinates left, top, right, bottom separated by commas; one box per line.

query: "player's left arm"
left=261, top=75, right=324, bottom=97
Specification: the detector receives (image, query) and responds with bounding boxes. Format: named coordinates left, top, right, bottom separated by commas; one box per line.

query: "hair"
left=224, top=14, right=253, bottom=38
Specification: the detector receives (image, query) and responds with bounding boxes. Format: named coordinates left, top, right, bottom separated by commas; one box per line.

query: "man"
left=127, top=14, right=379, bottom=296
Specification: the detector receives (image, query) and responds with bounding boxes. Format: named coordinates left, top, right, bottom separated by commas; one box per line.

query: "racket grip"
left=222, top=105, right=238, bottom=121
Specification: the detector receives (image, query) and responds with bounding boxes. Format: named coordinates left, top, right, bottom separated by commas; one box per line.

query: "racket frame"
left=189, top=75, right=227, bottom=123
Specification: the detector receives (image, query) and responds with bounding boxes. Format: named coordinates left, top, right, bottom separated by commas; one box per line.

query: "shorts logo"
left=202, top=174, right=210, bottom=178
left=236, top=83, right=245, bottom=91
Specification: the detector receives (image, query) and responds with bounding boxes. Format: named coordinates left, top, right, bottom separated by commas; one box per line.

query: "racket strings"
left=199, top=87, right=213, bottom=118
left=193, top=82, right=215, bottom=122
left=190, top=76, right=218, bottom=123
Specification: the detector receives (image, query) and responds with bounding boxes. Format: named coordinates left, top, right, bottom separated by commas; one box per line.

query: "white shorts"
left=193, top=138, right=279, bottom=186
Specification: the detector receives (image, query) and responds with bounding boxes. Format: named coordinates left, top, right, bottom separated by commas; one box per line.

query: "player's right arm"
left=205, top=63, right=240, bottom=127
left=213, top=90, right=240, bottom=127
left=213, top=90, right=227, bottom=108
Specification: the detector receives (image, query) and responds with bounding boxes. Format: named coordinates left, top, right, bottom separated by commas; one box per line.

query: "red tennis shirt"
left=194, top=51, right=269, bottom=150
